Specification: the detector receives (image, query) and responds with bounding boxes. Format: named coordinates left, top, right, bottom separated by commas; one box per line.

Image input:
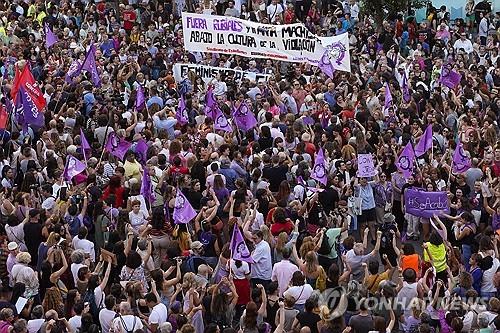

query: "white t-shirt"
left=128, top=211, right=147, bottom=232
left=27, top=319, right=44, bottom=333
left=481, top=257, right=500, bottom=293
left=71, top=263, right=86, bottom=286
left=148, top=303, right=168, bottom=325
left=112, top=315, right=143, bottom=333
left=94, top=285, right=105, bottom=309
left=72, top=236, right=96, bottom=262
left=283, top=284, right=313, bottom=305
left=68, top=315, right=82, bottom=332
left=230, top=260, right=250, bottom=279
left=99, top=308, right=118, bottom=333
left=266, top=3, right=283, bottom=23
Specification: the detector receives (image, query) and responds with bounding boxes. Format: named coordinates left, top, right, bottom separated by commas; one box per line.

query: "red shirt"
left=102, top=186, right=125, bottom=208
left=270, top=220, right=294, bottom=236
left=123, top=10, right=137, bottom=31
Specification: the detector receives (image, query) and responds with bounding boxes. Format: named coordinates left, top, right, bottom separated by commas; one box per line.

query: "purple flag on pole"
left=16, top=86, right=44, bottom=131
left=440, top=63, right=461, bottom=89
left=176, top=96, right=189, bottom=125
left=402, top=72, right=411, bottom=103
left=80, top=128, right=91, bottom=161
left=383, top=83, right=393, bottom=116
left=230, top=225, right=254, bottom=263
left=135, top=139, right=149, bottom=165
left=80, top=44, right=101, bottom=87
left=233, top=101, right=257, bottom=131
left=311, top=148, right=328, bottom=186
left=414, top=124, right=433, bottom=157
left=206, top=86, right=216, bottom=109
left=140, top=168, right=156, bottom=204
left=452, top=140, right=471, bottom=173
left=66, top=60, right=81, bottom=84
left=2, top=88, right=13, bottom=115
left=63, top=155, right=86, bottom=181
left=44, top=23, right=58, bottom=48
left=213, top=107, right=232, bottom=132
left=318, top=51, right=335, bottom=78
left=404, top=188, right=450, bottom=218
left=396, top=142, right=416, bottom=178
left=104, top=132, right=132, bottom=160
left=173, top=189, right=197, bottom=224
left=135, top=84, right=145, bottom=111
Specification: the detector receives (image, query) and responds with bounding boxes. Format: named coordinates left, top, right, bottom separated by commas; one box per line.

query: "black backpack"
left=317, top=230, right=337, bottom=256
left=83, top=290, right=102, bottom=324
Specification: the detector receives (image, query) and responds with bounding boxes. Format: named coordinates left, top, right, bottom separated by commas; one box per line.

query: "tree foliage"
left=360, top=0, right=428, bottom=26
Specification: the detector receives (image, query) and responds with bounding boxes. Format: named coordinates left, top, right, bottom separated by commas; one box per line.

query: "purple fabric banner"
left=80, top=128, right=91, bottom=161
left=405, top=188, right=450, bottom=218
left=452, top=139, right=471, bottom=174
left=173, top=189, right=197, bottom=224
left=414, top=124, right=433, bottom=157
left=80, top=44, right=101, bottom=87
left=440, top=63, right=461, bottom=89
left=212, top=107, right=232, bottom=132
left=318, top=51, right=335, bottom=78
left=104, top=132, right=132, bottom=160
left=16, top=86, right=44, bottom=131
left=230, top=225, right=254, bottom=263
left=383, top=83, right=393, bottom=116
left=140, top=168, right=156, bottom=204
left=176, top=95, right=189, bottom=125
left=44, top=23, right=58, bottom=48
left=357, top=154, right=377, bottom=177
left=396, top=142, right=416, bottom=178
left=63, top=155, right=86, bottom=181
left=135, top=139, right=149, bottom=165
left=233, top=101, right=257, bottom=131
left=311, top=148, right=328, bottom=186
left=135, top=84, right=146, bottom=111
left=65, top=60, right=81, bottom=83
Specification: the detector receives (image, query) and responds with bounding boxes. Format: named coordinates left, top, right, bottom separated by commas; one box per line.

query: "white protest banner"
left=173, top=63, right=271, bottom=83
left=181, top=13, right=351, bottom=72
left=357, top=154, right=377, bottom=177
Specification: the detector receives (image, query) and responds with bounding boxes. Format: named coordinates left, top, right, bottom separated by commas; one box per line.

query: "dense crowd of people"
left=0, top=0, right=499, bottom=333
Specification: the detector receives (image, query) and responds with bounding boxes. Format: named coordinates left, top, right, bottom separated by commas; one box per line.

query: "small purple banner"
left=404, top=188, right=449, bottom=218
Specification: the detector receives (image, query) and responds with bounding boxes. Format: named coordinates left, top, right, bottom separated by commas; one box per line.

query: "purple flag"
left=233, top=101, right=257, bottom=131
left=311, top=148, right=328, bottom=186
left=230, top=225, right=255, bottom=263
left=396, top=142, right=416, bottom=178
left=440, top=63, right=461, bottom=89
left=65, top=60, right=81, bottom=83
left=213, top=107, right=232, bottom=132
left=63, top=155, right=86, bottom=181
left=2, top=88, right=13, bottom=115
left=318, top=51, right=335, bottom=78
left=80, top=128, right=91, bottom=161
left=173, top=189, right=197, bottom=224
left=104, top=132, right=132, bottom=160
left=383, top=83, right=393, bottom=116
left=44, top=23, right=58, bottom=48
left=140, top=168, right=156, bottom=204
left=80, top=44, right=101, bottom=87
left=176, top=96, right=189, bottom=125
left=405, top=188, right=450, bottom=218
left=135, top=84, right=145, bottom=111
left=452, top=140, right=471, bottom=174
left=135, top=139, right=148, bottom=165
left=402, top=72, right=411, bottom=103
left=206, top=86, right=216, bottom=109
left=16, top=86, right=44, bottom=131
left=414, top=125, right=433, bottom=157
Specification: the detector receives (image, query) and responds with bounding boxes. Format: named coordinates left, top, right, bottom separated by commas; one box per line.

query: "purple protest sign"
left=396, top=142, right=416, bottom=179
left=452, top=140, right=471, bottom=174
left=230, top=225, right=254, bottom=263
left=233, top=101, right=257, bottom=131
left=405, top=188, right=450, bottom=218
left=173, top=189, right=197, bottom=224
left=357, top=154, right=377, bottom=177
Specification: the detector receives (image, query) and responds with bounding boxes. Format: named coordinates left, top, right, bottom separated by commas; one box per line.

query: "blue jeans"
left=462, top=244, right=472, bottom=272
left=481, top=291, right=496, bottom=299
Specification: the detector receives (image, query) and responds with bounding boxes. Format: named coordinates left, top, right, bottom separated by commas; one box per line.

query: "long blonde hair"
left=341, top=144, right=356, bottom=161
left=299, top=237, right=315, bottom=259
left=304, top=251, right=318, bottom=274
left=275, top=232, right=288, bottom=254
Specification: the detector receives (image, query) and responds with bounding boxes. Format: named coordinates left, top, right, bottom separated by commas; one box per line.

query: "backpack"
left=82, top=215, right=94, bottom=234
left=65, top=215, right=82, bottom=237
left=82, top=289, right=102, bottom=324
left=317, top=230, right=337, bottom=256
left=181, top=255, right=207, bottom=275
left=119, top=315, right=136, bottom=333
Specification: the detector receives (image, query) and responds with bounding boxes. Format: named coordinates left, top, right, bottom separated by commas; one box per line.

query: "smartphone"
left=60, top=187, right=67, bottom=200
